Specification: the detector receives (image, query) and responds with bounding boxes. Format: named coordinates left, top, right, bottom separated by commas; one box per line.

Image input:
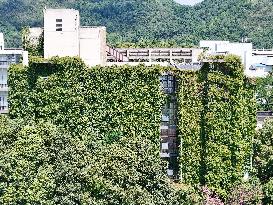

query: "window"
left=56, top=19, right=63, bottom=31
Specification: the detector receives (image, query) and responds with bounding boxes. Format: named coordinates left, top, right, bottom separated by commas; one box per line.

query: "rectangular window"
left=56, top=28, right=62, bottom=31
left=56, top=24, right=62, bottom=27
left=56, top=19, right=62, bottom=22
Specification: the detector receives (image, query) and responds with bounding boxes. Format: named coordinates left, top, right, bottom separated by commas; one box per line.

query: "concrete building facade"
left=42, top=8, right=106, bottom=67
left=79, top=27, right=107, bottom=66
left=44, top=9, right=80, bottom=58
left=0, top=33, right=28, bottom=113
left=0, top=33, right=4, bottom=51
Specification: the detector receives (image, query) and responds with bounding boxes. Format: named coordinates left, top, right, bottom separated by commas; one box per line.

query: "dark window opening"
left=56, top=28, right=62, bottom=31
left=56, top=19, right=62, bottom=22
left=56, top=24, right=62, bottom=27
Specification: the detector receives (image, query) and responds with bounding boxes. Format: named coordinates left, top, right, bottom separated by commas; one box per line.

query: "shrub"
left=263, top=178, right=273, bottom=204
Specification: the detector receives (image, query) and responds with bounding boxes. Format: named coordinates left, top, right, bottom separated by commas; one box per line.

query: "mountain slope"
left=0, top=0, right=273, bottom=48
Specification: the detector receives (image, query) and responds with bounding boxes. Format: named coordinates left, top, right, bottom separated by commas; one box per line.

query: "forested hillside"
left=1, top=0, right=273, bottom=48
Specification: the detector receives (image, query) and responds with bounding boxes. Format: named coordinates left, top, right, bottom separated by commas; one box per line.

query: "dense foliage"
left=0, top=116, right=193, bottom=204
left=177, top=55, right=256, bottom=198
left=9, top=57, right=165, bottom=137
left=254, top=119, right=273, bottom=204
left=256, top=74, right=273, bottom=111
left=1, top=0, right=273, bottom=48
left=177, top=70, right=202, bottom=185
left=254, top=119, right=273, bottom=183
left=5, top=58, right=202, bottom=204
left=8, top=56, right=257, bottom=203
left=22, top=27, right=44, bottom=57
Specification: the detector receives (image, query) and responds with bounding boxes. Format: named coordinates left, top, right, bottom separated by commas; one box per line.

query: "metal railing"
left=106, top=46, right=129, bottom=62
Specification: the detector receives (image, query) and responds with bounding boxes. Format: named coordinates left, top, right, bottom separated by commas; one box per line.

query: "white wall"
left=199, top=40, right=229, bottom=52
left=222, top=43, right=253, bottom=73
left=44, top=9, right=80, bottom=58
left=28, top=27, right=43, bottom=46
left=79, top=27, right=106, bottom=66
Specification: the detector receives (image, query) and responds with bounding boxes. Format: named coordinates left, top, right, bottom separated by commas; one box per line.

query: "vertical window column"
left=160, top=72, right=179, bottom=180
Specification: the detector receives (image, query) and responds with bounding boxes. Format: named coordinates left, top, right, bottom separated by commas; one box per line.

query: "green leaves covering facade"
left=177, top=55, right=256, bottom=198
left=177, top=71, right=203, bottom=185
left=7, top=56, right=256, bottom=202
left=6, top=58, right=195, bottom=204
left=9, top=57, right=164, bottom=137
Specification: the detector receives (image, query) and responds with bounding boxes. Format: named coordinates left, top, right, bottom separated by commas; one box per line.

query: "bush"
left=263, top=178, right=273, bottom=204
left=254, top=119, right=273, bottom=183
left=0, top=116, right=194, bottom=204
left=226, top=179, right=263, bottom=205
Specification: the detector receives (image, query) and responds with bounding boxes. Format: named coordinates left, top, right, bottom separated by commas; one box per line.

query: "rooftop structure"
left=107, top=47, right=203, bottom=64
left=29, top=8, right=107, bottom=67
left=200, top=40, right=273, bottom=78
left=200, top=40, right=253, bottom=75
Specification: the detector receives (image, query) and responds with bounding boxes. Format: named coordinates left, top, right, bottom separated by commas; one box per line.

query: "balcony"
left=0, top=84, right=8, bottom=91
left=0, top=106, right=8, bottom=114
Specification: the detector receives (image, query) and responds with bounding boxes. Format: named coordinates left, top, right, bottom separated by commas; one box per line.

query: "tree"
left=0, top=115, right=196, bottom=204
left=254, top=119, right=273, bottom=183
left=256, top=74, right=273, bottom=111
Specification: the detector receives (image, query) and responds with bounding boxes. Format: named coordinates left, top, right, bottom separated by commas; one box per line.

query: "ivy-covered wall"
left=176, top=70, right=203, bottom=185
left=9, top=55, right=256, bottom=200
left=8, top=57, right=191, bottom=204
left=9, top=57, right=165, bottom=139
left=177, top=55, right=256, bottom=198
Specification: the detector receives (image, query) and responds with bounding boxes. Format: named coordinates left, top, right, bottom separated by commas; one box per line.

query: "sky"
left=174, top=0, right=203, bottom=5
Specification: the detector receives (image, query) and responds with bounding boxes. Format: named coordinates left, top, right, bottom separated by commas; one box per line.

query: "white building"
left=200, top=40, right=254, bottom=76
left=30, top=8, right=107, bottom=67
left=250, top=49, right=273, bottom=77
left=0, top=33, right=28, bottom=113
left=200, top=40, right=273, bottom=78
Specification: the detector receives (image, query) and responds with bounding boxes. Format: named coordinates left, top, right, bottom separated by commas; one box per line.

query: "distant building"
left=29, top=8, right=107, bottom=67
left=0, top=33, right=28, bottom=113
left=106, top=47, right=203, bottom=65
left=200, top=40, right=273, bottom=78
left=200, top=40, right=253, bottom=75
